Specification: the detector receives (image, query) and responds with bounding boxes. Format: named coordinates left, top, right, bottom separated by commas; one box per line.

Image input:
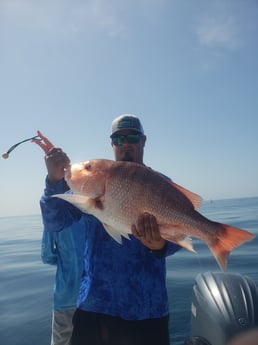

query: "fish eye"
left=84, top=162, right=91, bottom=171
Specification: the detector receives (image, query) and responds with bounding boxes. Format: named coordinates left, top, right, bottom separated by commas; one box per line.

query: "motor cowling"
left=187, top=271, right=258, bottom=345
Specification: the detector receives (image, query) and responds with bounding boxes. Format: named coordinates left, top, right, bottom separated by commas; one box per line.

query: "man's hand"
left=32, top=130, right=70, bottom=183
left=131, top=213, right=166, bottom=251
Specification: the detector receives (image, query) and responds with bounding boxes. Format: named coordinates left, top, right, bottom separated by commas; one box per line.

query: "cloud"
left=1, top=0, right=170, bottom=39
left=0, top=0, right=167, bottom=37
left=196, top=15, right=239, bottom=50
left=191, top=0, right=258, bottom=70
left=194, top=0, right=258, bottom=53
left=1, top=0, right=126, bottom=38
left=194, top=1, right=241, bottom=52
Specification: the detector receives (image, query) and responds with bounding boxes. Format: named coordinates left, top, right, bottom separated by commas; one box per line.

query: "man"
left=41, top=220, right=86, bottom=345
left=35, top=114, right=181, bottom=345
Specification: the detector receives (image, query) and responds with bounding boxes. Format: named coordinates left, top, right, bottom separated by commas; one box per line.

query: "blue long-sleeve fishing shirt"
left=40, top=178, right=181, bottom=320
left=41, top=219, right=86, bottom=310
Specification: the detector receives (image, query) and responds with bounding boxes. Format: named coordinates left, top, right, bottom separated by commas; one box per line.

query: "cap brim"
left=110, top=129, right=143, bottom=138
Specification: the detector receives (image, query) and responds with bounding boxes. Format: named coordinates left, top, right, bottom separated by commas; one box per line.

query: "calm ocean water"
left=1, top=197, right=258, bottom=345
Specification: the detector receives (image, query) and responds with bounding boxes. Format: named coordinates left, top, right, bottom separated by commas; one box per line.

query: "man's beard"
left=121, top=151, right=134, bottom=162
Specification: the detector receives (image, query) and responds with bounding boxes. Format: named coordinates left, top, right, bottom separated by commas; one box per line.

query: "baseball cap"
left=110, top=114, right=144, bottom=138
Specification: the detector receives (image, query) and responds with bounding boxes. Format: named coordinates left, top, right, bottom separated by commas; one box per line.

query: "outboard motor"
left=187, top=271, right=258, bottom=345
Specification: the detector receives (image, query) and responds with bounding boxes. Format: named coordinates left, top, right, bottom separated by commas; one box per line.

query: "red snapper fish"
left=54, top=159, right=255, bottom=271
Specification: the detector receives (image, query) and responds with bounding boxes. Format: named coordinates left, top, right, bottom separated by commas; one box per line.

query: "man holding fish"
left=34, top=114, right=182, bottom=345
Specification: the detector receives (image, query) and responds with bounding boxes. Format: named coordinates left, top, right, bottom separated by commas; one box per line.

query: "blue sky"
left=1, top=0, right=257, bottom=217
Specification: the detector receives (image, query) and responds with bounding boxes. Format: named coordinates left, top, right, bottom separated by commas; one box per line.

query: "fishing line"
left=2, top=136, right=41, bottom=159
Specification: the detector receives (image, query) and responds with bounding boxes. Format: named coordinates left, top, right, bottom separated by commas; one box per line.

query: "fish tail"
left=208, top=224, right=255, bottom=272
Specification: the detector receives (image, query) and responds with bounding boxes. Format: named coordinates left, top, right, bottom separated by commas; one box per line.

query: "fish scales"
left=106, top=162, right=193, bottom=231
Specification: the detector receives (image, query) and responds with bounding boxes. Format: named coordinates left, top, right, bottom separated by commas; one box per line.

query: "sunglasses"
left=111, top=134, right=142, bottom=146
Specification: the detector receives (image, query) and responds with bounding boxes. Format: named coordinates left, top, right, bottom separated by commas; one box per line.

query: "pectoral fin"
left=52, top=194, right=94, bottom=214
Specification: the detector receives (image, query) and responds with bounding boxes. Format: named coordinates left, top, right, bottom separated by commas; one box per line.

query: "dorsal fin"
left=170, top=182, right=202, bottom=209
left=153, top=170, right=202, bottom=209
